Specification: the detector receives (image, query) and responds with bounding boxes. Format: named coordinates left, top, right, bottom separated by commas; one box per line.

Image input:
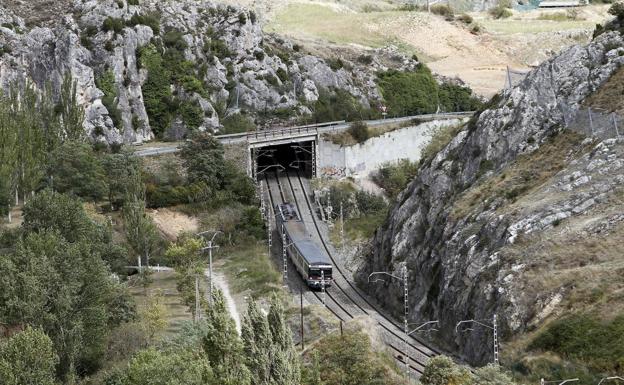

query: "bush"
left=179, top=100, right=204, bottom=130
left=221, top=113, right=256, bottom=134
left=377, top=68, right=439, bottom=116
left=102, top=17, right=125, bottom=34
left=276, top=67, right=290, bottom=83
left=128, top=0, right=139, bottom=5
left=457, top=13, right=473, bottom=24
left=327, top=58, right=344, bottom=71
left=489, top=6, right=513, bottom=19
left=127, top=12, right=160, bottom=34
left=311, top=89, right=378, bottom=123
left=420, top=356, right=473, bottom=385
left=431, top=4, right=454, bottom=18
left=529, top=314, right=624, bottom=373
left=357, top=55, right=374, bottom=65
left=348, top=121, right=370, bottom=143
left=373, top=159, right=419, bottom=200
left=438, top=83, right=483, bottom=112
left=96, top=69, right=123, bottom=128
left=609, top=1, right=624, bottom=19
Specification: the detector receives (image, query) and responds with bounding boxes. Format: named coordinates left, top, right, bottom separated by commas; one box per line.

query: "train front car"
left=276, top=202, right=333, bottom=290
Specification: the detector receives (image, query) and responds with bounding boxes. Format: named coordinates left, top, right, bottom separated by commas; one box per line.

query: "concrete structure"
left=318, top=118, right=467, bottom=179
left=538, top=0, right=582, bottom=7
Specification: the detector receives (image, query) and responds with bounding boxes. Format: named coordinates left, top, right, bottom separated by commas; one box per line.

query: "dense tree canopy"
left=0, top=327, right=58, bottom=385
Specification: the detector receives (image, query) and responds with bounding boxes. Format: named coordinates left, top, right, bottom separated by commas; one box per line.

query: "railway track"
left=263, top=170, right=438, bottom=377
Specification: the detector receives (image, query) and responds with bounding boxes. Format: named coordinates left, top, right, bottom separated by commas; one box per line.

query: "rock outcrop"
left=0, top=0, right=400, bottom=144
left=357, top=31, right=624, bottom=364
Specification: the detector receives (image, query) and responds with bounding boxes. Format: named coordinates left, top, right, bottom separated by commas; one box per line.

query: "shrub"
left=179, top=100, right=204, bottom=130
left=609, top=1, right=624, bottom=19
left=431, top=4, right=454, bottom=18
left=127, top=12, right=160, bottom=34
left=221, top=113, right=256, bottom=134
left=377, top=68, right=439, bottom=116
left=138, top=44, right=174, bottom=137
left=457, top=13, right=473, bottom=24
left=489, top=6, right=513, bottom=19
left=348, top=120, right=370, bottom=143
left=102, top=17, right=125, bottom=34
left=438, top=83, right=483, bottom=111
left=254, top=50, right=265, bottom=61
left=327, top=58, right=344, bottom=71
left=529, top=314, right=624, bottom=373
left=128, top=0, right=139, bottom=5
left=163, top=30, right=188, bottom=51
left=357, top=54, right=374, bottom=65
left=96, top=69, right=123, bottom=128
left=373, top=159, right=419, bottom=200
left=420, top=355, right=473, bottom=385
left=238, top=12, right=247, bottom=24
left=276, top=67, right=289, bottom=83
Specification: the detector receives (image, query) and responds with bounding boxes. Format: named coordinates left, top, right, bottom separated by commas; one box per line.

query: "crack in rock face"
left=357, top=31, right=624, bottom=364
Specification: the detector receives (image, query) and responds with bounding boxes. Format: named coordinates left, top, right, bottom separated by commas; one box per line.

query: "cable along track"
left=264, top=170, right=441, bottom=375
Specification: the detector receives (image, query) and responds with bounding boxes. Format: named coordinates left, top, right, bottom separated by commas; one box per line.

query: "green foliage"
left=102, top=151, right=143, bottom=208
left=347, top=120, right=370, bottom=143
left=529, top=314, right=624, bottom=372
left=180, top=132, right=228, bottom=187
left=327, top=58, right=345, bottom=71
left=474, top=364, right=515, bottom=385
left=221, top=113, right=256, bottom=134
left=103, top=17, right=125, bottom=34
left=457, top=13, right=474, bottom=24
left=377, top=68, right=438, bottom=116
left=0, top=223, right=126, bottom=379
left=163, top=30, right=188, bottom=51
left=48, top=141, right=107, bottom=201
left=439, top=83, right=483, bottom=111
left=115, top=348, right=213, bottom=385
left=128, top=0, right=140, bottom=5
left=179, top=100, right=204, bottom=130
left=242, top=298, right=300, bottom=385
left=312, top=88, right=378, bottom=123
left=431, top=4, right=455, bottom=18
left=276, top=67, right=290, bottom=83
left=202, top=290, right=252, bottom=385
left=420, top=355, right=473, bottom=385
left=127, top=12, right=160, bottom=34
left=609, top=1, right=624, bottom=19
left=489, top=5, right=513, bottom=19
left=123, top=194, right=160, bottom=267
left=302, top=329, right=402, bottom=385
left=373, top=159, right=419, bottom=200
left=138, top=44, right=174, bottom=136
left=96, top=69, right=123, bottom=128
left=208, top=38, right=231, bottom=60
left=0, top=327, right=58, bottom=385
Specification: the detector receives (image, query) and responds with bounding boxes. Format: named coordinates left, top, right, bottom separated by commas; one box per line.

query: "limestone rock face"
left=357, top=31, right=624, bottom=364
left=0, top=0, right=390, bottom=144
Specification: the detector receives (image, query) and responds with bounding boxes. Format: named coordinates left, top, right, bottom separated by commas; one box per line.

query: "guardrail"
left=216, top=120, right=346, bottom=142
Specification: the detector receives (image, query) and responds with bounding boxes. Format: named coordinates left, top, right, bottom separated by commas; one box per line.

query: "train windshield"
left=309, top=267, right=332, bottom=279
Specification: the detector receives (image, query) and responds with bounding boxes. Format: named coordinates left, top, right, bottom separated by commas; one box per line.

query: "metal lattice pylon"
left=493, top=314, right=499, bottom=365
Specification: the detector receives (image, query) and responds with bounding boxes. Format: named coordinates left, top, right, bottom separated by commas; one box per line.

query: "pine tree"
left=242, top=300, right=273, bottom=385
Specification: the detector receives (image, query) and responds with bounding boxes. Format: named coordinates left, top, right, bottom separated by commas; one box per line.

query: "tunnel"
left=252, top=140, right=316, bottom=180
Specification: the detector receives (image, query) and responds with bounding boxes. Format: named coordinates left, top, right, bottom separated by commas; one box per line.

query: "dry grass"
left=583, top=66, right=624, bottom=113
left=420, top=122, right=465, bottom=162
left=451, top=130, right=589, bottom=219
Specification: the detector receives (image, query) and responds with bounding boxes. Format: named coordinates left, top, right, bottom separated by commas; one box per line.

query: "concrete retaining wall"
left=318, top=118, right=465, bottom=178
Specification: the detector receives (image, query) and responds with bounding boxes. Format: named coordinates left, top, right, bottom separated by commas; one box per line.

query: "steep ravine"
left=357, top=31, right=624, bottom=365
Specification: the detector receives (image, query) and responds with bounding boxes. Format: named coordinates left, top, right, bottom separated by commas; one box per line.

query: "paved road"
left=135, top=112, right=474, bottom=157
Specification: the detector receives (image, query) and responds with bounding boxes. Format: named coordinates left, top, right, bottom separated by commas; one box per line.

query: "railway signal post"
left=455, top=315, right=500, bottom=365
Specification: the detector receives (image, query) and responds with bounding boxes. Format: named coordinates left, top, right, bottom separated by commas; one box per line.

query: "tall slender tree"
left=202, top=290, right=251, bottom=385
left=241, top=300, right=273, bottom=385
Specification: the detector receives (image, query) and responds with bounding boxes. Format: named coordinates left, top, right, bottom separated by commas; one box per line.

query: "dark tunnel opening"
left=254, top=140, right=315, bottom=179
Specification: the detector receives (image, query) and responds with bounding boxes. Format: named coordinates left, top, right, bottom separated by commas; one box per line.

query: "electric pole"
left=198, top=231, right=222, bottom=306
left=340, top=201, right=344, bottom=252
left=321, top=269, right=326, bottom=307
left=281, top=223, right=288, bottom=286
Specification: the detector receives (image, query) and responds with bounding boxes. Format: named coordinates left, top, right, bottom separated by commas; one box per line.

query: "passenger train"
left=275, top=202, right=333, bottom=289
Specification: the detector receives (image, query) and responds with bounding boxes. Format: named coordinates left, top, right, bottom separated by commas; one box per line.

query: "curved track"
left=263, top=170, right=439, bottom=377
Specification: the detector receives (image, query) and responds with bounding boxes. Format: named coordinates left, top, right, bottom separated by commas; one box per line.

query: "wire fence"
left=504, top=66, right=530, bottom=90
left=565, top=107, right=623, bottom=141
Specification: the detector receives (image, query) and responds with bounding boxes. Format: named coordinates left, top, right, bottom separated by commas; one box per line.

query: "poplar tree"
left=202, top=289, right=251, bottom=385
left=267, top=295, right=301, bottom=385
left=242, top=300, right=273, bottom=385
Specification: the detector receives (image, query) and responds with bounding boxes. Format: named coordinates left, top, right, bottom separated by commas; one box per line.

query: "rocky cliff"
left=0, top=0, right=417, bottom=144
left=357, top=30, right=624, bottom=364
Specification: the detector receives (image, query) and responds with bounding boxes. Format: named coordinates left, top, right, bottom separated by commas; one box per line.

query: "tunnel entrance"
left=252, top=140, right=315, bottom=180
